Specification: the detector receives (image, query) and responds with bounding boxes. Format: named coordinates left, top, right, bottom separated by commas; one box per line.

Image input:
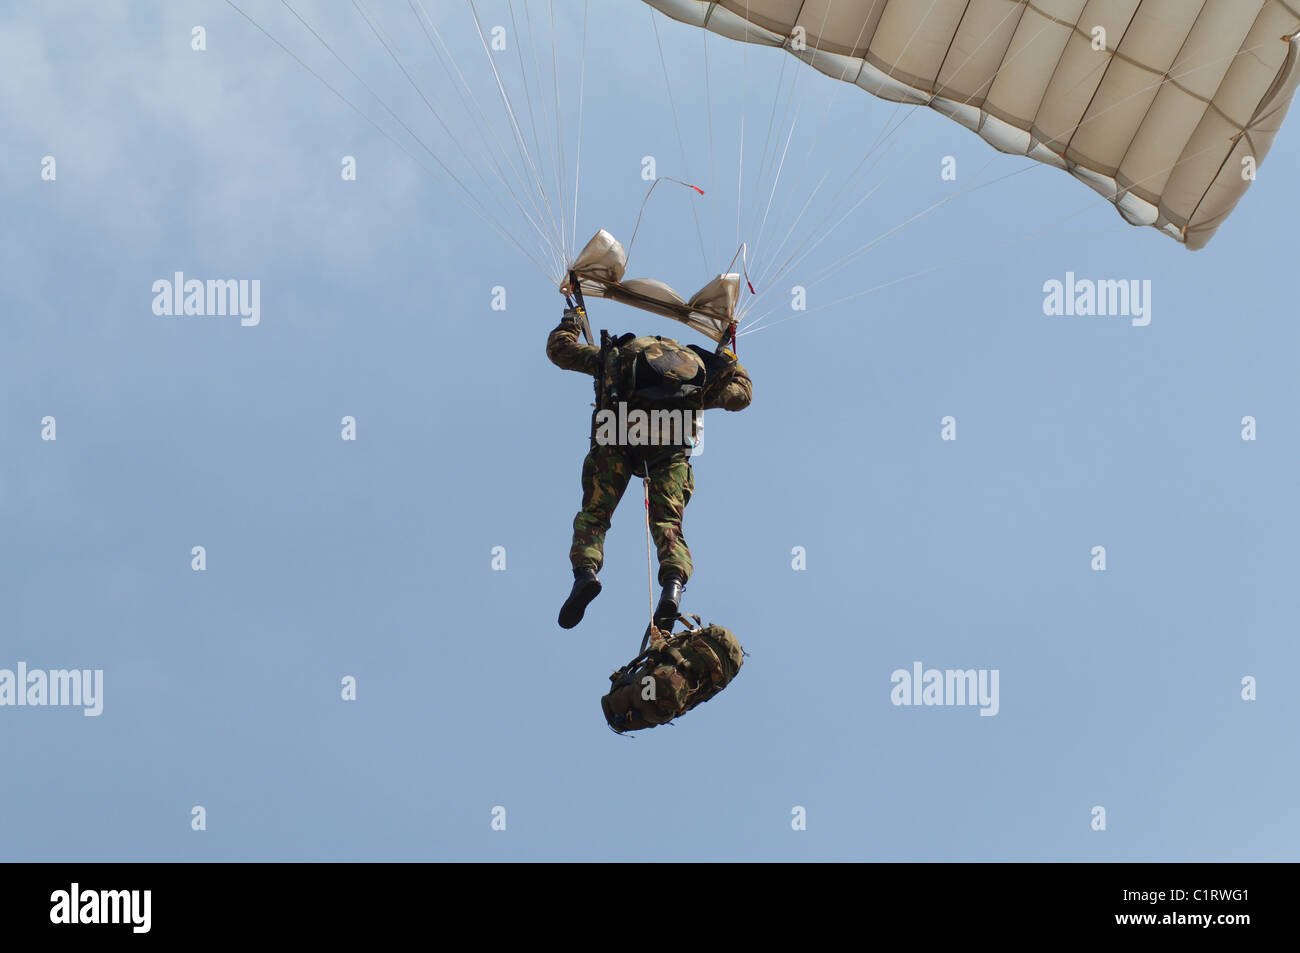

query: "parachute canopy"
left=644, top=0, right=1300, bottom=249
left=567, top=230, right=739, bottom=343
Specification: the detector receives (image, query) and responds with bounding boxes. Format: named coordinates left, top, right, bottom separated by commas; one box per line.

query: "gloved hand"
left=714, top=324, right=738, bottom=364
left=560, top=306, right=584, bottom=329
left=710, top=346, right=739, bottom=375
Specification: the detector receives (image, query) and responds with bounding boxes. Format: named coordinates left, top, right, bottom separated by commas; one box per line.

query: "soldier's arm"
left=704, top=360, right=752, bottom=412
left=546, top=312, right=601, bottom=375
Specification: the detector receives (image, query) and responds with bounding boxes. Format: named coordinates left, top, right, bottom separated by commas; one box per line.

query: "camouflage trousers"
left=570, top=444, right=694, bottom=585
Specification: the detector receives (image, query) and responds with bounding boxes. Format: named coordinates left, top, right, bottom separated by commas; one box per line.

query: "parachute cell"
left=643, top=0, right=1300, bottom=249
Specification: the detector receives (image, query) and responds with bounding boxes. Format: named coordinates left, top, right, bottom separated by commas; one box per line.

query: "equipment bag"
left=600, top=335, right=706, bottom=410
left=626, top=336, right=706, bottom=404
left=601, top=615, right=744, bottom=733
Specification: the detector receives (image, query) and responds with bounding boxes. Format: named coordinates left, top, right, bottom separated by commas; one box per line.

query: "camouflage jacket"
left=546, top=317, right=753, bottom=412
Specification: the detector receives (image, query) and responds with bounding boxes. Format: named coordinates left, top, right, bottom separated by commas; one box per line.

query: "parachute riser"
left=565, top=269, right=594, bottom=346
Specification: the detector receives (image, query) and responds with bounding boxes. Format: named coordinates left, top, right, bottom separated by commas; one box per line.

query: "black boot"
left=653, top=574, right=685, bottom=630
left=558, top=567, right=602, bottom=629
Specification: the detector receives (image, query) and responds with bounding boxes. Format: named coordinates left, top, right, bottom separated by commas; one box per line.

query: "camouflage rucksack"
left=601, top=616, right=745, bottom=733
left=598, top=333, right=707, bottom=411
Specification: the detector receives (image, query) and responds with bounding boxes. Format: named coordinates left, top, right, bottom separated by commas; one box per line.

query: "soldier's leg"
left=646, top=453, right=695, bottom=585
left=570, top=445, right=633, bottom=574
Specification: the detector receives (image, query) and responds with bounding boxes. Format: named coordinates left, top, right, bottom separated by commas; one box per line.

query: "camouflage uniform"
left=548, top=316, right=752, bottom=585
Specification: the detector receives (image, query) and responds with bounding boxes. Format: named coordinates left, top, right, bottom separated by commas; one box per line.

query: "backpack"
left=601, top=615, right=745, bottom=733
left=599, top=333, right=707, bottom=410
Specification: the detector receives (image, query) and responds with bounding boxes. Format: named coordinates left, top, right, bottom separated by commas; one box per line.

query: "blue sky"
left=2, top=0, right=1297, bottom=861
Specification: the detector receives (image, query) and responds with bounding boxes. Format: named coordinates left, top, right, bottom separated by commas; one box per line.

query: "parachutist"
left=547, top=309, right=752, bottom=629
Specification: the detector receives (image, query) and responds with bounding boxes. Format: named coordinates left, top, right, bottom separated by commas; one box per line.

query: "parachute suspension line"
left=744, top=0, right=838, bottom=269
left=741, top=259, right=976, bottom=336
left=643, top=463, right=655, bottom=631
left=507, top=0, right=576, bottom=272
left=741, top=125, right=1253, bottom=337
left=725, top=243, right=757, bottom=302
left=571, top=0, right=590, bottom=262
left=467, top=0, right=568, bottom=278
left=756, top=80, right=926, bottom=281
left=649, top=8, right=711, bottom=276
left=722, top=243, right=755, bottom=339
left=499, top=0, right=567, bottom=272
left=744, top=157, right=1032, bottom=331
left=757, top=2, right=1051, bottom=291
left=754, top=0, right=932, bottom=259
left=750, top=1, right=1273, bottom=319
left=224, top=0, right=552, bottom=281
left=802, top=157, right=1011, bottom=287
left=743, top=162, right=1033, bottom=332
left=362, top=0, right=560, bottom=278
left=397, top=0, right=564, bottom=275
left=736, top=116, right=745, bottom=259
left=750, top=107, right=914, bottom=295
left=626, top=177, right=706, bottom=263
left=741, top=197, right=1059, bottom=336
left=349, top=0, right=564, bottom=275
left=737, top=0, right=750, bottom=258
left=750, top=0, right=994, bottom=307
left=746, top=47, right=815, bottom=264
left=520, top=0, right=567, bottom=265
left=548, top=0, right=571, bottom=264
left=501, top=2, right=551, bottom=216
left=740, top=179, right=1086, bottom=336
left=516, top=0, right=564, bottom=266
left=753, top=81, right=925, bottom=290
left=353, top=0, right=525, bottom=228
left=749, top=178, right=885, bottom=309
left=504, top=0, right=561, bottom=271
left=748, top=118, right=797, bottom=282
left=701, top=21, right=720, bottom=274
left=751, top=97, right=910, bottom=295
left=231, top=1, right=421, bottom=167
left=747, top=1, right=900, bottom=294
left=740, top=51, right=791, bottom=253
left=523, top=0, right=575, bottom=270
left=752, top=0, right=1040, bottom=304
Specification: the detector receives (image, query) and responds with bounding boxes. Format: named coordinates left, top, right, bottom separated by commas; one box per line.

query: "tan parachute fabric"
left=566, top=230, right=740, bottom=342
left=642, top=0, right=1300, bottom=249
